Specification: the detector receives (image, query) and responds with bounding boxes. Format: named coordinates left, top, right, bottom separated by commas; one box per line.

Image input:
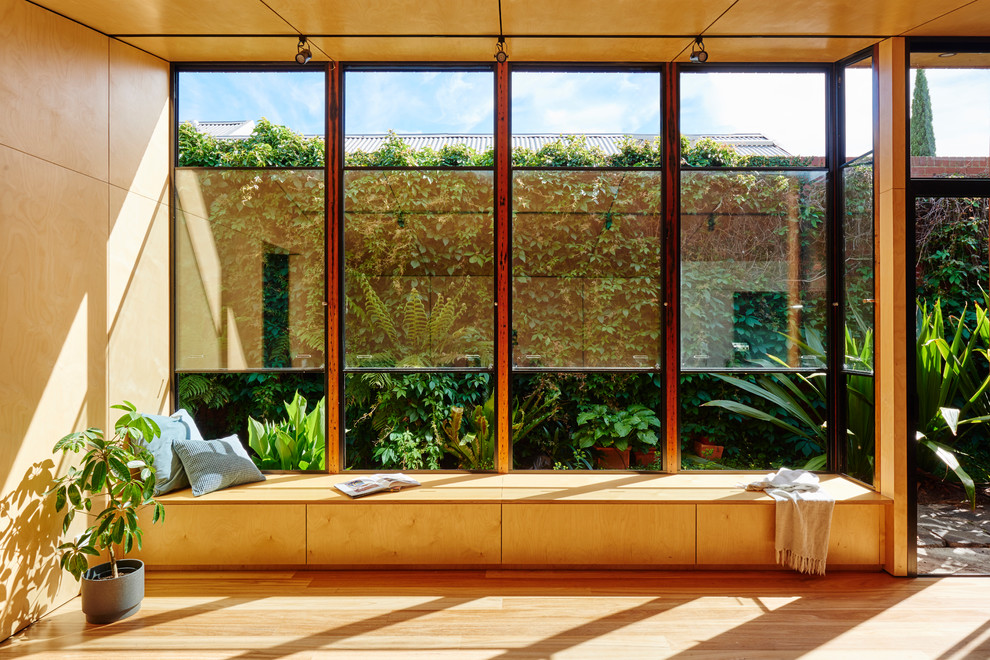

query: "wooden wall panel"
left=107, top=191, right=171, bottom=413
left=0, top=143, right=110, bottom=640
left=109, top=40, right=169, bottom=202
left=875, top=37, right=910, bottom=576
left=135, top=505, right=307, bottom=566
left=698, top=503, right=885, bottom=567
left=502, top=503, right=695, bottom=565
left=697, top=504, right=775, bottom=565
left=307, top=504, right=502, bottom=565
left=829, top=505, right=883, bottom=565
left=0, top=0, right=109, bottom=181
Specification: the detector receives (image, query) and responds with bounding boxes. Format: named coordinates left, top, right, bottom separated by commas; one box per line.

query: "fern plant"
left=352, top=277, right=468, bottom=367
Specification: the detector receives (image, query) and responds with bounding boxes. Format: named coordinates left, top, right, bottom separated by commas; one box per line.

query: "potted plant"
left=575, top=404, right=661, bottom=469
left=692, top=434, right=725, bottom=460
left=47, top=402, right=165, bottom=624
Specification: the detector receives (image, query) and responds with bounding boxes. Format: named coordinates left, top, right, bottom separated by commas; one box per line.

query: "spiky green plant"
left=915, top=300, right=990, bottom=505
left=441, top=395, right=495, bottom=469
left=247, top=392, right=326, bottom=470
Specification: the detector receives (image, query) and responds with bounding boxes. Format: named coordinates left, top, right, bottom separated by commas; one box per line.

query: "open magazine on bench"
left=334, top=473, right=421, bottom=498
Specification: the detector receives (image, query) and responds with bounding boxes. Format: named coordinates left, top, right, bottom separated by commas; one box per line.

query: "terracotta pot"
left=595, top=446, right=630, bottom=469
left=693, top=440, right=724, bottom=460
left=634, top=449, right=659, bottom=467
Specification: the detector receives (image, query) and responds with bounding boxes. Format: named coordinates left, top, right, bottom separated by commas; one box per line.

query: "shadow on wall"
left=0, top=460, right=73, bottom=642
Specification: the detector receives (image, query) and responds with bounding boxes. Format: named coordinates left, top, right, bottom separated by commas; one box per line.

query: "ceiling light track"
left=494, top=0, right=508, bottom=62
left=110, top=33, right=892, bottom=40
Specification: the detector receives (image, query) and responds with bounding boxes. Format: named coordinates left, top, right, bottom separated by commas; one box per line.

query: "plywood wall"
left=0, top=0, right=169, bottom=641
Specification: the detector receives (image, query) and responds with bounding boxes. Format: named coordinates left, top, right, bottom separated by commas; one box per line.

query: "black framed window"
left=678, top=66, right=833, bottom=471
left=342, top=66, right=496, bottom=470
left=510, top=67, right=664, bottom=470
left=173, top=67, right=328, bottom=471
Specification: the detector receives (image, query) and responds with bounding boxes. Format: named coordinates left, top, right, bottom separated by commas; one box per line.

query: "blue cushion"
left=173, top=435, right=266, bottom=497
left=143, top=409, right=205, bottom=496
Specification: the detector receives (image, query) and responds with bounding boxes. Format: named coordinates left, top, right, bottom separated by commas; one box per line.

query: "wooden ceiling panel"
left=675, top=37, right=880, bottom=63
left=34, top=0, right=289, bottom=35
left=911, top=52, right=990, bottom=68
left=123, top=36, right=692, bottom=63
left=268, top=0, right=495, bottom=36
left=506, top=38, right=690, bottom=62
left=28, top=0, right=990, bottom=63
left=905, top=0, right=990, bottom=36
left=707, top=0, right=973, bottom=36
left=501, top=0, right=731, bottom=37
left=122, top=37, right=324, bottom=63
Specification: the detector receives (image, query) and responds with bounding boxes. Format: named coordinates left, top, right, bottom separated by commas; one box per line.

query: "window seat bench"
left=135, top=473, right=891, bottom=571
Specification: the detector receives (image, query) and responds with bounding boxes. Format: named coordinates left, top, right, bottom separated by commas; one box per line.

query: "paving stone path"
left=917, top=503, right=990, bottom=574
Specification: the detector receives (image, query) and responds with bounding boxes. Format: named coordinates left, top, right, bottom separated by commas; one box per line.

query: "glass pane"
left=680, top=71, right=826, bottom=165
left=916, top=197, right=990, bottom=319
left=344, top=170, right=494, bottom=368
left=680, top=372, right=826, bottom=470
left=845, top=56, right=874, bottom=160
left=846, top=372, right=875, bottom=484
left=909, top=54, right=990, bottom=178
left=511, top=373, right=663, bottom=470
left=344, top=372, right=493, bottom=470
left=512, top=170, right=662, bottom=368
left=176, top=372, right=326, bottom=470
left=345, top=70, right=493, bottom=164
left=177, top=71, right=326, bottom=166
left=511, top=70, right=661, bottom=166
left=174, top=169, right=325, bottom=370
left=843, top=158, right=875, bottom=371
left=680, top=170, right=828, bottom=369
left=914, top=196, right=990, bottom=497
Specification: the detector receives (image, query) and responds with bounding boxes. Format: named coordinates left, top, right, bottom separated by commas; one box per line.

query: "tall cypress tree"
left=911, top=69, right=936, bottom=157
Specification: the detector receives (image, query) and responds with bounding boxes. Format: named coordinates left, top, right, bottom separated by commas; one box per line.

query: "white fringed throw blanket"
left=744, top=468, right=835, bottom=575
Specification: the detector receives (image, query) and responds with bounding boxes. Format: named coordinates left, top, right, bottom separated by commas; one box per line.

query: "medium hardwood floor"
left=2, top=570, right=989, bottom=659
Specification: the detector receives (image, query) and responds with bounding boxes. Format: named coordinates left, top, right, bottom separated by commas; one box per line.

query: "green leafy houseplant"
left=574, top=404, right=661, bottom=453
left=48, top=402, right=165, bottom=582
left=247, top=392, right=326, bottom=470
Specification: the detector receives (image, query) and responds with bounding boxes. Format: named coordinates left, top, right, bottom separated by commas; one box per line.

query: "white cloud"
left=512, top=71, right=661, bottom=135
left=845, top=68, right=873, bottom=158
left=915, top=69, right=990, bottom=157
left=344, top=71, right=494, bottom=134
left=681, top=72, right=827, bottom=157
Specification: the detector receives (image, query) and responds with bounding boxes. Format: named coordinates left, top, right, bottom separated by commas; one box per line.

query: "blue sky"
left=179, top=71, right=327, bottom=135
left=911, top=68, right=990, bottom=157
left=179, top=68, right=986, bottom=158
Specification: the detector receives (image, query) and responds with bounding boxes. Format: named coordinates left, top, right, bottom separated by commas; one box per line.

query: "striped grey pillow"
left=173, top=435, right=265, bottom=496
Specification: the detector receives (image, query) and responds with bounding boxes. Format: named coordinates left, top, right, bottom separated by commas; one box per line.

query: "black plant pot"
left=80, top=559, right=145, bottom=624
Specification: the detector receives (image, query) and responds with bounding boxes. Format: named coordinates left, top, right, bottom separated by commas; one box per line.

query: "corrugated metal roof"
left=683, top=133, right=792, bottom=157
left=191, top=121, right=791, bottom=157
left=192, top=120, right=256, bottom=137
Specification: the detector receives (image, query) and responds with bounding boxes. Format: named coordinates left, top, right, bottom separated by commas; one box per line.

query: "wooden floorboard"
left=2, top=570, right=989, bottom=659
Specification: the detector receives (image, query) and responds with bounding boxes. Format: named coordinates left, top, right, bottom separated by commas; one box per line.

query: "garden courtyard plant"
left=247, top=392, right=326, bottom=471
left=705, top=300, right=990, bottom=505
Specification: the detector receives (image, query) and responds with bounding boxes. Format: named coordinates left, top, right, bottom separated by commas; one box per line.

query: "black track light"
left=295, top=37, right=312, bottom=65
left=494, top=36, right=508, bottom=63
left=690, top=37, right=709, bottom=63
